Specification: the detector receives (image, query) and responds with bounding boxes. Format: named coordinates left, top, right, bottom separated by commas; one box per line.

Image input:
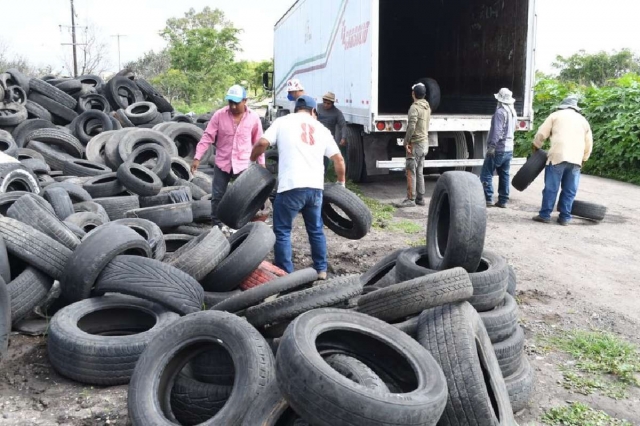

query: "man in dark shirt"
left=317, top=92, right=347, bottom=146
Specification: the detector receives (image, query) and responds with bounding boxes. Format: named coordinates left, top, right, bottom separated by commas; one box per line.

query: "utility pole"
left=60, top=0, right=85, bottom=77
left=111, top=34, right=127, bottom=71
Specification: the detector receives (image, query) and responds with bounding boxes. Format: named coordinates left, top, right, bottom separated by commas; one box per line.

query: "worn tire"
left=170, top=374, right=233, bottom=425
left=201, top=222, right=275, bottom=292
left=125, top=143, right=171, bottom=181
left=62, top=159, right=112, bottom=177
left=0, top=275, right=8, bottom=361
left=7, top=266, right=53, bottom=325
left=163, top=234, right=194, bottom=258
left=73, top=200, right=110, bottom=222
left=27, top=92, right=77, bottom=124
left=426, top=171, right=486, bottom=272
left=82, top=173, right=125, bottom=198
left=12, top=119, right=56, bottom=148
left=479, top=293, right=519, bottom=344
left=357, top=268, right=473, bottom=322
left=95, top=255, right=204, bottom=315
left=125, top=202, right=193, bottom=229
left=395, top=246, right=437, bottom=281
left=135, top=78, right=173, bottom=113
left=417, top=302, right=515, bottom=425
left=245, top=275, right=362, bottom=328
left=73, top=110, right=113, bottom=145
left=511, top=149, right=548, bottom=192
left=128, top=310, right=275, bottom=425
left=160, top=123, right=206, bottom=161
left=29, top=78, right=77, bottom=109
left=168, top=228, right=230, bottom=281
left=505, top=356, right=534, bottom=413
left=117, top=163, right=162, bottom=196
left=276, top=308, right=448, bottom=426
left=494, top=325, right=525, bottom=378
left=570, top=200, right=607, bottom=221
left=321, top=183, right=372, bottom=240
left=42, top=186, right=74, bottom=220
left=76, top=93, right=110, bottom=114
left=0, top=163, right=40, bottom=194
left=118, top=129, right=178, bottom=164
left=48, top=295, right=179, bottom=385
left=469, top=251, right=509, bottom=312
left=360, top=248, right=401, bottom=287
left=26, top=140, right=74, bottom=172
left=507, top=265, right=517, bottom=297
left=112, top=218, right=165, bottom=261
left=92, top=195, right=139, bottom=220
left=60, top=224, right=152, bottom=303
left=104, top=77, right=144, bottom=111
left=203, top=290, right=241, bottom=309
left=217, top=165, right=276, bottom=229
left=164, top=157, right=193, bottom=185
left=42, top=181, right=92, bottom=203
left=125, top=102, right=159, bottom=125
left=139, top=185, right=192, bottom=208
left=65, top=212, right=106, bottom=233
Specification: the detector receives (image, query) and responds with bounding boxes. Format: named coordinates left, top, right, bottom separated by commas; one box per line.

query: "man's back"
left=263, top=113, right=340, bottom=193
left=537, top=109, right=593, bottom=165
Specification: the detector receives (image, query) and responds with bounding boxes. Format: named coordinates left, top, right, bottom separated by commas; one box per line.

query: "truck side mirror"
left=263, top=72, right=273, bottom=91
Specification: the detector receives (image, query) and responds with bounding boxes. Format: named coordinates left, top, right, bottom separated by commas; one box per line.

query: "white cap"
left=287, top=78, right=304, bottom=92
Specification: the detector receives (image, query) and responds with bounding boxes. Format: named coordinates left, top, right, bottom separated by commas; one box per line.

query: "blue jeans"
left=273, top=188, right=327, bottom=273
left=539, top=162, right=581, bottom=221
left=481, top=151, right=513, bottom=205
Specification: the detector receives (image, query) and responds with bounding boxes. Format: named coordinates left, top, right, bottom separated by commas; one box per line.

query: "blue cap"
left=225, top=85, right=247, bottom=103
left=295, top=95, right=317, bottom=110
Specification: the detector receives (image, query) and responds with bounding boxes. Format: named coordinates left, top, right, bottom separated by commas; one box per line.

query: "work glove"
left=486, top=147, right=496, bottom=157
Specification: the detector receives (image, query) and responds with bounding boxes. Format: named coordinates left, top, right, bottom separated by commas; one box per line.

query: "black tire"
left=104, top=76, right=144, bottom=111
left=479, top=293, right=519, bottom=344
left=25, top=140, right=73, bottom=172
left=245, top=275, right=362, bottom=328
left=201, top=222, right=275, bottom=292
left=469, top=251, right=509, bottom=312
left=418, top=302, right=515, bottom=425
left=77, top=74, right=104, bottom=88
left=113, top=218, right=165, bottom=261
left=426, top=171, right=486, bottom=272
left=0, top=236, right=10, bottom=283
left=20, top=158, right=50, bottom=174
left=505, top=356, right=534, bottom=413
left=174, top=178, right=207, bottom=200
left=160, top=123, right=206, bottom=161
left=321, top=183, right=372, bottom=240
left=27, top=92, right=78, bottom=124
left=6, top=69, right=30, bottom=92
left=29, top=78, right=77, bottom=109
left=240, top=378, right=299, bottom=426
left=92, top=195, right=139, bottom=220
left=0, top=163, right=40, bottom=193
left=395, top=246, right=437, bottom=281
left=0, top=275, right=8, bottom=361
left=511, top=149, right=548, bottom=192
left=189, top=344, right=235, bottom=386
left=6, top=193, right=80, bottom=250
left=76, top=93, right=110, bottom=114
left=72, top=110, right=114, bottom=144
left=42, top=181, right=92, bottom=203
left=0, top=132, right=18, bottom=158
left=135, top=78, right=174, bottom=113
left=118, top=129, right=178, bottom=164
left=0, top=103, right=27, bottom=127
left=62, top=159, right=112, bottom=177
left=82, top=173, right=125, bottom=198
left=65, top=212, right=106, bottom=233
left=7, top=266, right=53, bottom=325
left=139, top=185, right=192, bottom=208
left=85, top=130, right=117, bottom=165
left=570, top=200, right=607, bottom=221
left=128, top=310, right=275, bottom=425
left=117, top=163, right=162, bottom=196
left=325, top=354, right=390, bottom=392
left=48, top=294, right=179, bottom=385
left=203, top=290, right=241, bottom=309
left=494, top=325, right=525, bottom=378
left=64, top=221, right=87, bottom=239
left=125, top=202, right=193, bottom=229
left=16, top=147, right=46, bottom=162
left=277, top=308, right=448, bottom=426
left=73, top=200, right=110, bottom=222
left=95, top=255, right=204, bottom=315
left=25, top=100, right=53, bottom=121
left=417, top=77, right=441, bottom=112
left=507, top=264, right=517, bottom=297
left=24, top=128, right=84, bottom=158
left=392, top=315, right=420, bottom=338
left=191, top=200, right=212, bottom=223
left=345, top=125, right=365, bottom=182
left=0, top=191, right=29, bottom=215
left=357, top=268, right=473, bottom=322
left=264, top=149, right=279, bottom=175
left=212, top=268, right=318, bottom=313
left=125, top=144, right=171, bottom=181
left=125, top=102, right=159, bottom=125
left=163, top=234, right=194, bottom=256
left=114, top=108, right=135, bottom=128
left=12, top=119, right=57, bottom=148
left=42, top=187, right=74, bottom=220
left=60, top=224, right=152, bottom=303
left=0, top=217, right=72, bottom=279
left=164, top=157, right=193, bottom=185
left=217, top=165, right=276, bottom=229
left=171, top=114, right=193, bottom=124
left=170, top=374, right=233, bottom=425
left=168, top=228, right=230, bottom=281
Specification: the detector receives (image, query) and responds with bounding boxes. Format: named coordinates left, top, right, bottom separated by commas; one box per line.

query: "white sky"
left=0, top=0, right=638, bottom=75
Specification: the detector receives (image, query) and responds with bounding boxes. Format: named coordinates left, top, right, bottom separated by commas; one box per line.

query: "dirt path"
left=1, top=169, right=639, bottom=425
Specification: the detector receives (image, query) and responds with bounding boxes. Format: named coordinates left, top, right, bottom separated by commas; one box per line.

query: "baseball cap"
left=287, top=78, right=304, bottom=92
left=295, top=95, right=317, bottom=110
left=225, top=85, right=247, bottom=103
left=412, top=83, right=427, bottom=98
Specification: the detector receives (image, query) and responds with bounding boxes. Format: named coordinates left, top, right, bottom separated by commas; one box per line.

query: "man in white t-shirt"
left=250, top=95, right=346, bottom=280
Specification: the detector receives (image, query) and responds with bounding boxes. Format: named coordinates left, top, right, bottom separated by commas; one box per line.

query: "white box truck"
left=263, top=0, right=537, bottom=182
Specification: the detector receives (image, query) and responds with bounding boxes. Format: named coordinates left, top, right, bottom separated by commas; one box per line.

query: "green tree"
left=553, top=49, right=640, bottom=86
left=124, top=49, right=171, bottom=81
left=252, top=59, right=273, bottom=96
left=160, top=7, right=242, bottom=105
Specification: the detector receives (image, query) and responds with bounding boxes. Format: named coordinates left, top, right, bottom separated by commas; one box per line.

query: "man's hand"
left=486, top=147, right=496, bottom=157
left=190, top=159, right=200, bottom=174
left=532, top=144, right=539, bottom=153
left=406, top=144, right=412, bottom=155
left=339, top=138, right=347, bottom=147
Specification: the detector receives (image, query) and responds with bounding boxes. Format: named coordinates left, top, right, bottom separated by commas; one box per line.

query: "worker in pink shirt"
left=191, top=84, right=265, bottom=228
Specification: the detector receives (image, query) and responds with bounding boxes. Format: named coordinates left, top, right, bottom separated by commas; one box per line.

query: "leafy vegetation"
left=560, top=368, right=627, bottom=399
left=543, top=402, right=631, bottom=426
left=553, top=49, right=640, bottom=86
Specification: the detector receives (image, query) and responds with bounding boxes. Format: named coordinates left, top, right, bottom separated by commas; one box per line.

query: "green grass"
left=561, top=368, right=628, bottom=399
left=173, top=101, right=216, bottom=115
left=408, top=237, right=427, bottom=247
left=388, top=220, right=422, bottom=234
left=542, top=402, right=631, bottom=426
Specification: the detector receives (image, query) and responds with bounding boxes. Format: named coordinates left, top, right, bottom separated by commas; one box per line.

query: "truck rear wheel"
left=346, top=125, right=365, bottom=183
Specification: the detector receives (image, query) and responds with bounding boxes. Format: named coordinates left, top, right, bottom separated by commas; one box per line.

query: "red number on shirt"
left=301, top=123, right=315, bottom=145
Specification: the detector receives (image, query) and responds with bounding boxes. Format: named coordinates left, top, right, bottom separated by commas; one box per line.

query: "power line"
left=111, top=34, right=128, bottom=71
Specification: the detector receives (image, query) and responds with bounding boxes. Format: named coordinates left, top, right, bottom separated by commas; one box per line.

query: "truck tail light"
left=393, top=121, right=402, bottom=131
left=376, top=121, right=386, bottom=131
left=519, top=121, right=527, bottom=129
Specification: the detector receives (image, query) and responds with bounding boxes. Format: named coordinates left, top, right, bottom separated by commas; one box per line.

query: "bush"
left=516, top=74, right=640, bottom=184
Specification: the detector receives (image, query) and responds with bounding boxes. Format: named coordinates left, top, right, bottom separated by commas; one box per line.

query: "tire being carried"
left=511, top=149, right=548, bottom=192
left=322, top=183, right=372, bottom=240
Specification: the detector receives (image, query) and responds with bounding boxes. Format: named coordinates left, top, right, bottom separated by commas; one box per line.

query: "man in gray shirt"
left=317, top=92, right=347, bottom=146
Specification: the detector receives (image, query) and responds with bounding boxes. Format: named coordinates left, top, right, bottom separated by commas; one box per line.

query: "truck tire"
left=417, top=302, right=515, bottom=425
left=570, top=200, right=607, bottom=221
left=357, top=268, right=473, bottom=322
left=426, top=171, right=486, bottom=273
left=505, top=357, right=535, bottom=413
left=345, top=125, right=365, bottom=182
left=48, top=295, right=179, bottom=385
left=395, top=246, right=437, bottom=281
left=217, top=165, right=276, bottom=230
left=417, top=77, right=441, bottom=112
left=321, top=183, right=372, bottom=240
left=95, top=255, right=204, bottom=315
left=8, top=267, right=53, bottom=325
left=168, top=228, right=230, bottom=281
left=276, top=309, right=448, bottom=426
left=128, top=311, right=275, bottom=426
left=511, top=149, right=548, bottom=192
left=479, top=293, right=519, bottom=344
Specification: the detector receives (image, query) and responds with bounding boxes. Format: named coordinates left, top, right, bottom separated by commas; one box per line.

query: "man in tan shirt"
left=531, top=95, right=593, bottom=225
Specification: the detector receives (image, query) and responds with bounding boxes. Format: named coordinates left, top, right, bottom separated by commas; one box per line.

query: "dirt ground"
left=1, top=167, right=640, bottom=425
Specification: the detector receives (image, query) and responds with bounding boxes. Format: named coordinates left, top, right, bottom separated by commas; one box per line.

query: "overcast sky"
left=0, top=0, right=638, bottom=76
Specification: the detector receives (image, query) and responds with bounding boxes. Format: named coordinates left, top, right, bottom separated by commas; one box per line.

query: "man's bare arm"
left=331, top=153, right=346, bottom=184
left=250, top=138, right=270, bottom=162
